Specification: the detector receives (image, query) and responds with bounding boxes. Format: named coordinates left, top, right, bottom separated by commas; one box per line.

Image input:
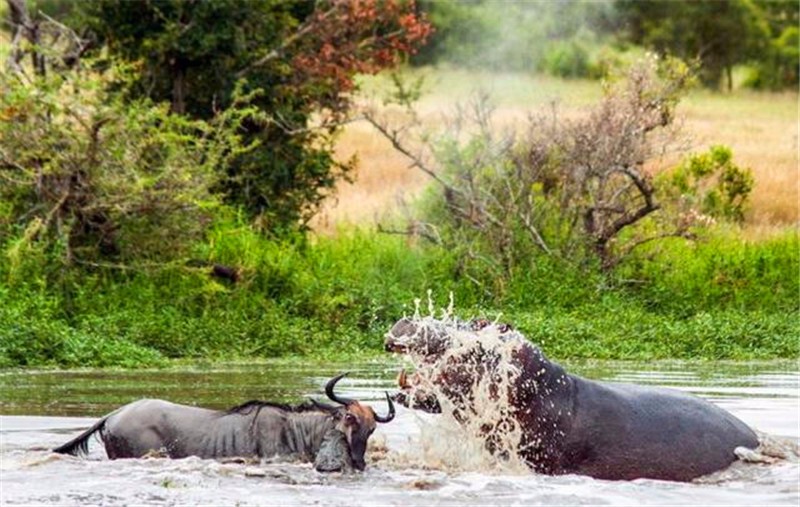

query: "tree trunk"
left=726, top=65, right=733, bottom=92
left=171, top=62, right=186, bottom=114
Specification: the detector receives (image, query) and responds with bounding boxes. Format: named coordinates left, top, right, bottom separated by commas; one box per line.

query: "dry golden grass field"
left=314, top=68, right=799, bottom=237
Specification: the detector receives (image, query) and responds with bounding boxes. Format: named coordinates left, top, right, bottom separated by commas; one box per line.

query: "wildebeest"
left=53, top=373, right=394, bottom=472
left=385, top=317, right=759, bottom=482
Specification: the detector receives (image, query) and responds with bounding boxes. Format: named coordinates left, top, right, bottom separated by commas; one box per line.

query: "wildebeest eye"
left=344, top=413, right=358, bottom=426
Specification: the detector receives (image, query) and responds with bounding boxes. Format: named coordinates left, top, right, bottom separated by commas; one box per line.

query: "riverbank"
left=2, top=225, right=797, bottom=368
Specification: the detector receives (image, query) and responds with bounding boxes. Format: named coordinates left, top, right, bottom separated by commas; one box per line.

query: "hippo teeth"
left=385, top=342, right=407, bottom=354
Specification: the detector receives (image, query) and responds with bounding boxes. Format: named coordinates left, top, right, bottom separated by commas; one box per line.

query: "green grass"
left=1, top=219, right=797, bottom=368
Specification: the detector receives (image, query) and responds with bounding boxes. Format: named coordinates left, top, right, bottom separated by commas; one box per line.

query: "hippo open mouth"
left=391, top=368, right=442, bottom=414
left=384, top=317, right=454, bottom=359
left=385, top=318, right=451, bottom=413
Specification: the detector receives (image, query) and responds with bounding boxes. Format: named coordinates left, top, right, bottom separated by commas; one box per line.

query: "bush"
left=369, top=57, right=695, bottom=280
left=0, top=290, right=164, bottom=368
left=540, top=40, right=591, bottom=78
left=661, top=145, right=755, bottom=223
left=0, top=60, right=257, bottom=271
left=617, top=229, right=799, bottom=313
left=1, top=216, right=796, bottom=367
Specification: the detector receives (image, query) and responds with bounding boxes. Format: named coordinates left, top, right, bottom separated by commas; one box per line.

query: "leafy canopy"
left=76, top=0, right=432, bottom=231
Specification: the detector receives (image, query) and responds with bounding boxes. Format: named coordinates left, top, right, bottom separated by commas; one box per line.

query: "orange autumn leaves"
left=292, top=0, right=433, bottom=98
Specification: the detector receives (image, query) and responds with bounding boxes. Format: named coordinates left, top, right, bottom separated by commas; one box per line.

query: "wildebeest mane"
left=224, top=399, right=334, bottom=416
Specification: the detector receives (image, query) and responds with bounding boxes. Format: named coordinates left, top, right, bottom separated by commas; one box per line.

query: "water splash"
left=384, top=312, right=800, bottom=481
left=385, top=313, right=533, bottom=474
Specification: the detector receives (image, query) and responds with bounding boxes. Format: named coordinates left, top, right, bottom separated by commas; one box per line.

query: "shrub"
left=661, top=145, right=755, bottom=223
left=368, top=56, right=696, bottom=281
left=540, top=39, right=591, bottom=78
left=0, top=61, right=260, bottom=272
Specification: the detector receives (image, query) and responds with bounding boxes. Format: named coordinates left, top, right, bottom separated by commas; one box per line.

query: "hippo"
left=385, top=317, right=759, bottom=481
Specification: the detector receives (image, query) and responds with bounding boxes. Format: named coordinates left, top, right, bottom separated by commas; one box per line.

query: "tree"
left=616, top=0, right=769, bottom=90
left=74, top=0, right=431, bottom=232
left=745, top=0, right=799, bottom=89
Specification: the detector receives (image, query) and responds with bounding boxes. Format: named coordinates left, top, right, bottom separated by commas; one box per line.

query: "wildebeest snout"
left=314, top=429, right=353, bottom=473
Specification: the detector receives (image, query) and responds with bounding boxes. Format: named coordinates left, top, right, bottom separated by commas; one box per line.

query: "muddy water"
left=1, top=360, right=798, bottom=506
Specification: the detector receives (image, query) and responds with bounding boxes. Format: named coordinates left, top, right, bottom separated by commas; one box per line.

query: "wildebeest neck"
left=253, top=407, right=338, bottom=461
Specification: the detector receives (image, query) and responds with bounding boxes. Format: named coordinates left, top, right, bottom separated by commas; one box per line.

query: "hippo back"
left=562, top=378, right=759, bottom=481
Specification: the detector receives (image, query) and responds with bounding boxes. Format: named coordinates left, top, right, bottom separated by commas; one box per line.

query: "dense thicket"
left=1, top=0, right=430, bottom=268
left=75, top=0, right=431, bottom=231
left=2, top=225, right=797, bottom=368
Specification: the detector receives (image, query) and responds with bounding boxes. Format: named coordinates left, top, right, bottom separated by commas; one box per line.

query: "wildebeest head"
left=317, top=373, right=395, bottom=471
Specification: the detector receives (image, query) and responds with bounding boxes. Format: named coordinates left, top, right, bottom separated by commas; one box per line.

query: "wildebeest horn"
left=374, top=392, right=396, bottom=423
left=326, top=372, right=354, bottom=406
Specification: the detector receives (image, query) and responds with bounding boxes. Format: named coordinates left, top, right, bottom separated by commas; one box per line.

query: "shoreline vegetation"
left=2, top=67, right=798, bottom=369
left=2, top=69, right=798, bottom=369
left=2, top=223, right=797, bottom=368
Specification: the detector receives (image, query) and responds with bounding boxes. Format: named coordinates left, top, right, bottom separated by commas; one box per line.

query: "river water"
left=1, top=360, right=798, bottom=506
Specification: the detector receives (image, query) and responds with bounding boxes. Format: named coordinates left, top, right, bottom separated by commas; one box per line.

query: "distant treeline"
left=412, top=0, right=799, bottom=90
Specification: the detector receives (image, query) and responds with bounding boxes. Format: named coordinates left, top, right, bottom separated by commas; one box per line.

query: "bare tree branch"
left=362, top=113, right=456, bottom=193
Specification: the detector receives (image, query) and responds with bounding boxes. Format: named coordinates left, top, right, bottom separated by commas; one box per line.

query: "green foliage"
left=514, top=305, right=798, bottom=361
left=0, top=288, right=164, bottom=368
left=1, top=216, right=796, bottom=368
left=412, top=0, right=794, bottom=89
left=413, top=0, right=617, bottom=77
left=73, top=0, right=336, bottom=231
left=0, top=61, right=256, bottom=271
left=744, top=26, right=800, bottom=90
left=540, top=39, right=591, bottom=79
left=662, top=146, right=754, bottom=223
left=743, top=0, right=799, bottom=90
left=1, top=3, right=796, bottom=370
left=71, top=0, right=430, bottom=232
left=617, top=229, right=799, bottom=314
left=616, top=0, right=772, bottom=90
